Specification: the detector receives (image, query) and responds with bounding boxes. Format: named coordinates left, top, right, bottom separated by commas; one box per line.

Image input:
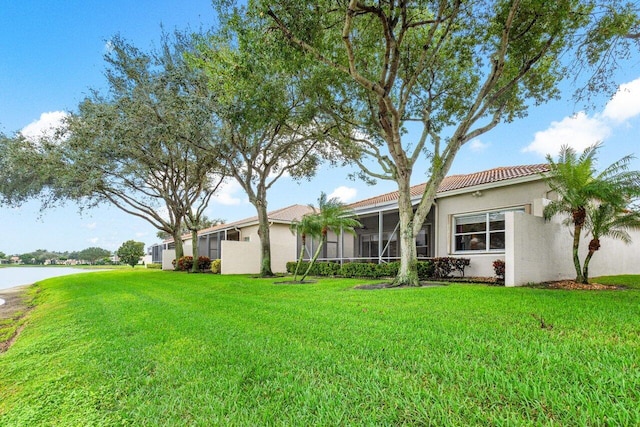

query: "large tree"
left=1, top=35, right=225, bottom=265
left=260, top=0, right=640, bottom=285
left=190, top=10, right=342, bottom=276
left=543, top=144, right=640, bottom=283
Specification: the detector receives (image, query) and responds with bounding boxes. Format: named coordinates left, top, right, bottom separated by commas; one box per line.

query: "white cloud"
left=20, top=111, right=68, bottom=141
left=88, top=237, right=99, bottom=244
left=213, top=180, right=245, bottom=206
left=522, top=112, right=611, bottom=157
left=602, top=77, right=640, bottom=123
left=468, top=139, right=489, bottom=152
left=328, top=186, right=358, bottom=203
left=84, top=222, right=97, bottom=230
left=135, top=232, right=147, bottom=238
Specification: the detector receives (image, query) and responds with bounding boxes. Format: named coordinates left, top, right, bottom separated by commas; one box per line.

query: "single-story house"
left=152, top=204, right=315, bottom=274
left=152, top=163, right=640, bottom=285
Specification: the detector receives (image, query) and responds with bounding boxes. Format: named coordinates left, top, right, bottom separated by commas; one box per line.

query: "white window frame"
left=452, top=207, right=524, bottom=254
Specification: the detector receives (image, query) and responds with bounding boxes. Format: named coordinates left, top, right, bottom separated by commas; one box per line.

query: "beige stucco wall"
left=221, top=240, right=261, bottom=274
left=506, top=211, right=640, bottom=286
left=219, top=223, right=298, bottom=274
left=162, top=249, right=176, bottom=270
left=434, top=180, right=550, bottom=278
left=268, top=224, right=299, bottom=273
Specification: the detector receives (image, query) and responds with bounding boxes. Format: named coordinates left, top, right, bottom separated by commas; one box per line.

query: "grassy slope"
left=1, top=270, right=639, bottom=425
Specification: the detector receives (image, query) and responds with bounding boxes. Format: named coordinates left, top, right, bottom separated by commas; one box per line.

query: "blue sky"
left=1, top=1, right=640, bottom=255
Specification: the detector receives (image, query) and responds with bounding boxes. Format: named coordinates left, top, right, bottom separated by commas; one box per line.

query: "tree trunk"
left=301, top=235, right=325, bottom=282
left=394, top=175, right=420, bottom=286
left=172, top=232, right=184, bottom=271
left=293, top=235, right=306, bottom=281
left=581, top=238, right=600, bottom=285
left=572, top=223, right=585, bottom=283
left=191, top=229, right=199, bottom=273
left=254, top=196, right=274, bottom=277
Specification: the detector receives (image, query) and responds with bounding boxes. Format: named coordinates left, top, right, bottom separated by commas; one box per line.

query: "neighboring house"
left=153, top=204, right=315, bottom=274
left=152, top=164, right=640, bottom=285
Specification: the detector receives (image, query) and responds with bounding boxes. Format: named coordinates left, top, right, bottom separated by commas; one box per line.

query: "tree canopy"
left=189, top=9, right=344, bottom=276
left=0, top=34, right=227, bottom=264
left=261, top=0, right=640, bottom=285
left=117, top=240, right=146, bottom=268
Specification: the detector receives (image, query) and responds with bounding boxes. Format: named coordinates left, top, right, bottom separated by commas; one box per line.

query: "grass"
left=594, top=274, right=640, bottom=290
left=1, top=271, right=639, bottom=425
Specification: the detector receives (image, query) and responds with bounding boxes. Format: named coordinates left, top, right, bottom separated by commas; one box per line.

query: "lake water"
left=0, top=267, right=100, bottom=291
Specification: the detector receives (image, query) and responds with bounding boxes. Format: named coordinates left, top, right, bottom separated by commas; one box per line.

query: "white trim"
left=451, top=207, right=525, bottom=255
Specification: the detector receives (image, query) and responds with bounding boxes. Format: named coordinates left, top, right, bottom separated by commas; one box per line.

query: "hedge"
left=285, top=258, right=467, bottom=280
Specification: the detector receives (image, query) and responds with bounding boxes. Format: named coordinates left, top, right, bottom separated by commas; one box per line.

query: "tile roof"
left=197, top=204, right=315, bottom=235
left=349, top=164, right=550, bottom=209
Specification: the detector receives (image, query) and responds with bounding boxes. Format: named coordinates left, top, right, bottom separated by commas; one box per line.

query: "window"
left=453, top=209, right=523, bottom=252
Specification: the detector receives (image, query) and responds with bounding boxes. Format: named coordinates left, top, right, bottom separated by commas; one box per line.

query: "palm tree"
left=292, top=192, right=362, bottom=283
left=289, top=213, right=322, bottom=281
left=543, top=143, right=640, bottom=283
left=582, top=203, right=640, bottom=282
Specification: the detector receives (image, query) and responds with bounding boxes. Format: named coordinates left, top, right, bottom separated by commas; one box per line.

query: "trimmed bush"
left=431, top=257, right=471, bottom=279
left=174, top=256, right=194, bottom=271
left=417, top=261, right=435, bottom=280
left=493, top=259, right=505, bottom=281
left=377, top=261, right=400, bottom=278
left=285, top=258, right=467, bottom=281
left=451, top=258, right=471, bottom=277
left=146, top=263, right=162, bottom=269
left=286, top=261, right=341, bottom=277
left=211, top=259, right=221, bottom=274
left=339, top=262, right=380, bottom=278
left=197, top=256, right=212, bottom=272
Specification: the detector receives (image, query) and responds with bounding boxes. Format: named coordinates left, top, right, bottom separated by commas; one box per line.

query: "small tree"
left=543, top=144, right=640, bottom=283
left=582, top=203, right=640, bottom=282
left=299, top=193, right=361, bottom=283
left=117, top=240, right=145, bottom=268
left=289, top=212, right=322, bottom=282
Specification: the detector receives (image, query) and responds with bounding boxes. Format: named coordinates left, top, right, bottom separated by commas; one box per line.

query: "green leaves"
left=543, top=143, right=640, bottom=282
left=116, top=240, right=145, bottom=268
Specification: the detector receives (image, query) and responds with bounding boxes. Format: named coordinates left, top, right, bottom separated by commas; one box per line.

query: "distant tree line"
left=0, top=247, right=113, bottom=265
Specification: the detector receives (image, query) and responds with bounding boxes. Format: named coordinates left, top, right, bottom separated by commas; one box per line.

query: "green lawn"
left=1, top=270, right=639, bottom=425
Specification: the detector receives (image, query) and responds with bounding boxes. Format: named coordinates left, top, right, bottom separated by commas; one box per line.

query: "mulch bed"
left=534, top=280, right=623, bottom=290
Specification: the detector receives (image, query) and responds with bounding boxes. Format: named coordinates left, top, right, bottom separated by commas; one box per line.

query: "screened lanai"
left=298, top=206, right=436, bottom=264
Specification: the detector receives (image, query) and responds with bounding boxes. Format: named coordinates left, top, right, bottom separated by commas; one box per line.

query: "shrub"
left=339, top=262, right=380, bottom=278
left=493, top=259, right=505, bottom=281
left=287, top=261, right=341, bottom=277
left=175, top=256, right=194, bottom=271
left=377, top=262, right=400, bottom=278
left=146, top=263, right=162, bottom=269
left=451, top=258, right=471, bottom=277
left=417, top=261, right=435, bottom=280
left=197, top=256, right=212, bottom=272
left=432, top=257, right=454, bottom=278
left=211, top=259, right=221, bottom=274
left=429, top=257, right=471, bottom=279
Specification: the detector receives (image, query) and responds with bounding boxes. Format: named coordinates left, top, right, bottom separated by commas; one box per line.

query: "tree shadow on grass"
left=273, top=280, right=318, bottom=285
left=354, top=282, right=448, bottom=290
